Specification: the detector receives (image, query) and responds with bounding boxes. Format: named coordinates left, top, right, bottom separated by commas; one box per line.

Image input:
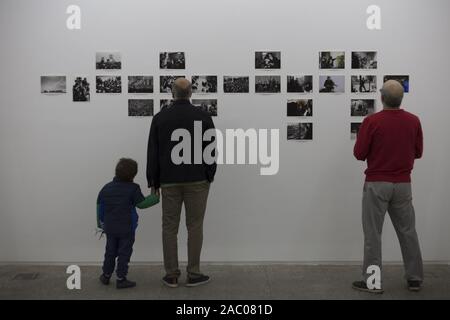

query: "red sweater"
left=353, top=109, right=423, bottom=182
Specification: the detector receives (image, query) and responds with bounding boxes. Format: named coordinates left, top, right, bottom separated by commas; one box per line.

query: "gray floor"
left=0, top=264, right=449, bottom=299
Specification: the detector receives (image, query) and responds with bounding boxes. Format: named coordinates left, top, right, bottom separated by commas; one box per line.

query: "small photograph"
left=128, top=76, right=153, bottom=93
left=351, top=99, right=375, bottom=116
left=41, top=76, right=66, bottom=94
left=255, top=51, right=281, bottom=69
left=160, top=99, right=173, bottom=111
left=96, top=52, right=121, bottom=69
left=383, top=75, right=410, bottom=93
left=351, top=75, right=377, bottom=93
left=287, top=75, right=313, bottom=93
left=160, top=75, right=185, bottom=93
left=319, top=75, right=345, bottom=93
left=319, top=51, right=345, bottom=69
left=287, top=99, right=313, bottom=117
left=352, top=51, right=377, bottom=69
left=192, top=99, right=217, bottom=117
left=96, top=76, right=121, bottom=93
left=351, top=122, right=362, bottom=140
left=287, top=123, right=313, bottom=140
left=192, top=76, right=217, bottom=93
left=160, top=52, right=185, bottom=69
left=128, top=99, right=154, bottom=117
left=255, top=75, right=281, bottom=93
left=223, top=76, right=249, bottom=93
left=72, top=77, right=90, bottom=101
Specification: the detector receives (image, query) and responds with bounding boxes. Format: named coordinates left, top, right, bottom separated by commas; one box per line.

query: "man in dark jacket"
left=147, top=78, right=217, bottom=288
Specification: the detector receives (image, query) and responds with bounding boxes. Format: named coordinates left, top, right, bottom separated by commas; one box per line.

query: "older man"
left=352, top=80, right=424, bottom=293
left=147, top=78, right=216, bottom=288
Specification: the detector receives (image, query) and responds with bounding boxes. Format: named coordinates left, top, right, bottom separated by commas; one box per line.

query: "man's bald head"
left=381, top=80, right=404, bottom=109
left=172, top=78, right=192, bottom=100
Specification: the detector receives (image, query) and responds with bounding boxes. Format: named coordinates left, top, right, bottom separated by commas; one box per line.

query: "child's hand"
left=151, top=187, right=160, bottom=197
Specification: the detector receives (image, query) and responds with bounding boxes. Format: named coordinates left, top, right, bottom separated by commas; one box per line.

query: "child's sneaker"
left=116, top=278, right=136, bottom=289
left=162, top=276, right=179, bottom=288
left=99, top=274, right=111, bottom=285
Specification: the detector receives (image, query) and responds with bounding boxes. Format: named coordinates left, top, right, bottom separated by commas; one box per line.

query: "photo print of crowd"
left=128, top=76, right=153, bottom=93
left=287, top=123, right=313, bottom=140
left=159, top=52, right=185, bottom=69
left=192, top=76, right=217, bottom=93
left=96, top=52, right=121, bottom=70
left=351, top=99, right=375, bottom=116
left=192, top=99, right=217, bottom=117
left=128, top=99, right=154, bottom=117
left=351, top=75, right=377, bottom=93
left=96, top=76, right=122, bottom=93
left=352, top=51, right=377, bottom=69
left=160, top=75, right=185, bottom=93
left=255, top=75, right=281, bottom=93
left=40, top=76, right=66, bottom=94
left=160, top=99, right=173, bottom=111
left=255, top=51, right=281, bottom=69
left=319, top=75, right=345, bottom=93
left=223, top=76, right=249, bottom=93
left=287, top=75, right=313, bottom=93
left=319, top=51, right=345, bottom=69
left=72, top=77, right=90, bottom=101
left=287, top=99, right=313, bottom=117
left=384, top=75, right=410, bottom=93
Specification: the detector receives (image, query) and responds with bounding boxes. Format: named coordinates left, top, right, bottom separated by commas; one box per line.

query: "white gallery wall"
left=1, top=0, right=449, bottom=263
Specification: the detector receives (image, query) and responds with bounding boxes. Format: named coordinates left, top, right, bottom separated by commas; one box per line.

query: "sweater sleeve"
left=353, top=118, right=372, bottom=161
left=415, top=120, right=424, bottom=159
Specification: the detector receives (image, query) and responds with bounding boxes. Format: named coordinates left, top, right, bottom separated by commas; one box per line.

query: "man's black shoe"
left=407, top=280, right=422, bottom=292
left=186, top=274, right=210, bottom=287
left=352, top=280, right=384, bottom=294
left=162, top=276, right=179, bottom=288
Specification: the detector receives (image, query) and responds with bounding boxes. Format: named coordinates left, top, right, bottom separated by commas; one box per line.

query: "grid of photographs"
left=41, top=76, right=66, bottom=94
left=287, top=76, right=313, bottom=93
left=128, top=99, right=154, bottom=117
left=287, top=123, right=313, bottom=140
left=255, top=51, right=281, bottom=69
left=160, top=52, right=185, bottom=69
left=72, top=77, right=90, bottom=102
left=223, top=76, right=249, bottom=93
left=192, top=76, right=218, bottom=93
left=351, top=99, right=375, bottom=117
left=192, top=99, right=217, bottom=117
left=255, top=75, right=281, bottom=93
left=287, top=99, right=313, bottom=117
left=351, top=75, right=377, bottom=93
left=128, top=76, right=153, bottom=93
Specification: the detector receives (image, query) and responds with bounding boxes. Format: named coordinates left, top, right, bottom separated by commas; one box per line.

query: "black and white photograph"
left=72, top=77, right=90, bottom=101
left=287, top=99, right=313, bottom=117
left=255, top=75, right=281, bottom=93
left=351, top=122, right=362, bottom=140
left=128, top=99, right=154, bottom=117
left=319, top=75, right=345, bottom=93
left=159, top=52, right=185, bottom=69
left=352, top=51, right=377, bottom=69
left=128, top=76, right=153, bottom=93
left=223, top=76, right=249, bottom=93
left=383, top=75, right=410, bottom=93
left=287, top=123, right=313, bottom=140
left=160, top=75, right=185, bottom=93
left=40, top=76, right=66, bottom=94
left=319, top=51, right=345, bottom=69
left=192, top=99, right=217, bottom=117
left=351, top=75, right=377, bottom=93
left=96, top=52, right=121, bottom=69
left=160, top=99, right=173, bottom=111
left=351, top=99, right=375, bottom=116
left=255, top=51, right=281, bottom=69
left=96, top=76, right=121, bottom=93
left=287, top=75, right=313, bottom=93
left=192, top=76, right=217, bottom=93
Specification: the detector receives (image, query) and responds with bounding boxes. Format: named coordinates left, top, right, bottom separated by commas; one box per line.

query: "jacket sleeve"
left=96, top=191, right=104, bottom=229
left=203, top=114, right=217, bottom=183
left=136, top=194, right=160, bottom=209
left=353, top=118, right=372, bottom=161
left=415, top=120, right=423, bottom=159
left=147, top=116, right=160, bottom=188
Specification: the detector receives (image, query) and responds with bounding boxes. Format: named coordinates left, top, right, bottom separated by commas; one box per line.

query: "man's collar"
left=172, top=99, right=191, bottom=105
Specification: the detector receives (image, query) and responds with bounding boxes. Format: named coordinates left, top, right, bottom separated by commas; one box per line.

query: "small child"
left=96, top=158, right=159, bottom=289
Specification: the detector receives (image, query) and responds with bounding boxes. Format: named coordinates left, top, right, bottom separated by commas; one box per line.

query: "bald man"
left=147, top=78, right=216, bottom=288
left=352, top=80, right=424, bottom=293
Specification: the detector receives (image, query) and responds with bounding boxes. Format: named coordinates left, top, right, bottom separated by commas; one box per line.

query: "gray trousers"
left=362, top=182, right=423, bottom=282
left=161, top=181, right=210, bottom=279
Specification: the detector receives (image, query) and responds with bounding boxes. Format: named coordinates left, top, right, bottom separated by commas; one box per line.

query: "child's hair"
left=115, top=158, right=138, bottom=182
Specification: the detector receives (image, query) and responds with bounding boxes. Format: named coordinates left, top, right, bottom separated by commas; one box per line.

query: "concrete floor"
left=0, top=264, right=449, bottom=299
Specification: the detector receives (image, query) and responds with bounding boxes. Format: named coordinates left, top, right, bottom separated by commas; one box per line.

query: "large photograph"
left=128, top=99, right=154, bottom=117
left=351, top=122, right=362, bottom=140
left=40, top=76, right=66, bottom=94
left=351, top=75, right=377, bottom=93
left=319, top=51, right=345, bottom=69
left=192, top=99, right=218, bottom=116
left=96, top=76, right=121, bottom=93
left=255, top=75, right=281, bottom=93
left=128, top=76, right=153, bottom=93
left=352, top=51, right=377, bottom=69
left=159, top=52, right=185, bottom=69
left=192, top=76, right=218, bottom=93
left=287, top=76, right=313, bottom=93
left=255, top=51, right=281, bottom=69
left=160, top=75, right=185, bottom=93
left=72, top=77, right=90, bottom=101
left=351, top=99, right=375, bottom=116
left=319, top=75, right=345, bottom=93
left=287, top=99, right=313, bottom=117
left=96, top=52, right=121, bottom=70
left=287, top=123, right=313, bottom=140
left=223, top=76, right=249, bottom=93
left=383, top=75, right=410, bottom=93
